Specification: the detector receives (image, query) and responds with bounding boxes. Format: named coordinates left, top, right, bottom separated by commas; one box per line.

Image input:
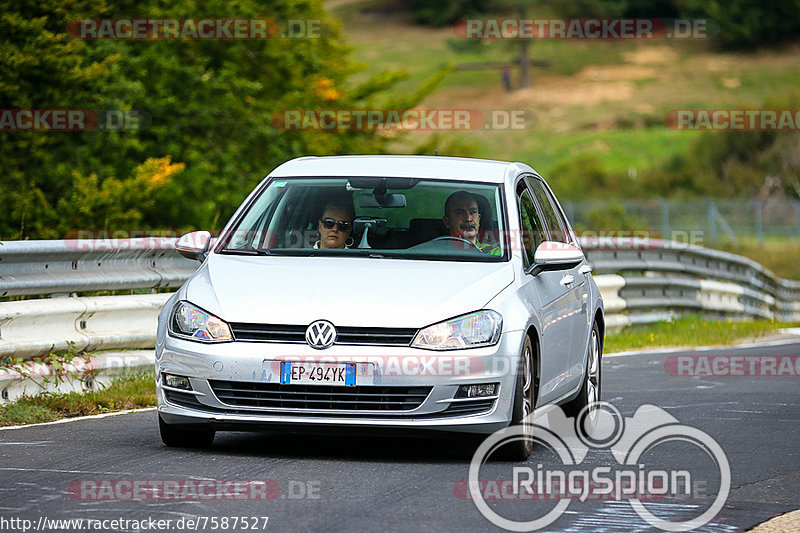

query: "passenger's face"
left=443, top=198, right=480, bottom=243
left=318, top=207, right=352, bottom=249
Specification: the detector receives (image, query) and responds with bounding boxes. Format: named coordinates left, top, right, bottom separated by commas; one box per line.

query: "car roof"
left=268, top=155, right=535, bottom=183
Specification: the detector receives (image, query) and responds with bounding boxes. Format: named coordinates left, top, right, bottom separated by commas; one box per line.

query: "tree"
left=1, top=0, right=437, bottom=239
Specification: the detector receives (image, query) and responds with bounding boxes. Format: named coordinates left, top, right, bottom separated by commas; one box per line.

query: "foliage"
left=576, top=201, right=646, bottom=232
left=555, top=0, right=800, bottom=49
left=645, top=131, right=800, bottom=199
left=0, top=341, right=96, bottom=393
left=1, top=0, right=435, bottom=240
left=410, top=133, right=482, bottom=158
left=639, top=92, right=800, bottom=199
left=0, top=369, right=156, bottom=426
left=406, top=0, right=800, bottom=48
left=548, top=154, right=636, bottom=200
left=409, top=0, right=492, bottom=27
left=57, top=156, right=185, bottom=231
left=678, top=0, right=800, bottom=49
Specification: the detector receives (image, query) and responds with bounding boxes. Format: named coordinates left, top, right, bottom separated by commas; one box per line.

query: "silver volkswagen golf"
left=156, top=155, right=604, bottom=459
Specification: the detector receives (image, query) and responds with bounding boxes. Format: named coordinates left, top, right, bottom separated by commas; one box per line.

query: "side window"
left=516, top=181, right=544, bottom=265
left=526, top=177, right=568, bottom=243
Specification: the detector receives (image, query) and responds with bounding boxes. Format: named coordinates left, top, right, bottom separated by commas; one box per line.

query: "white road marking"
left=0, top=407, right=155, bottom=431
left=0, top=467, right=132, bottom=475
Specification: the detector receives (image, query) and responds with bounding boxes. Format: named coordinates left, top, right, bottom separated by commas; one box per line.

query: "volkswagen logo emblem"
left=305, top=320, right=337, bottom=349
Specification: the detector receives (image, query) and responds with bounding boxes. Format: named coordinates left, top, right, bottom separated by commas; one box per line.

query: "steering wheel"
left=426, top=236, right=482, bottom=251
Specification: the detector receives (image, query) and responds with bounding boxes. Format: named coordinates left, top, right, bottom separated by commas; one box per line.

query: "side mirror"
left=175, top=231, right=213, bottom=262
left=529, top=241, right=584, bottom=275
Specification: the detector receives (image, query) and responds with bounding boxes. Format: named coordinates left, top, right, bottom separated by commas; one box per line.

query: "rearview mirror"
left=529, top=241, right=584, bottom=275
left=359, top=193, right=406, bottom=208
left=176, top=231, right=213, bottom=262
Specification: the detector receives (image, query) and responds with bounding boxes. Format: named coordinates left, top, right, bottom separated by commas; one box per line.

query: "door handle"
left=579, top=265, right=593, bottom=275
left=560, top=274, right=575, bottom=286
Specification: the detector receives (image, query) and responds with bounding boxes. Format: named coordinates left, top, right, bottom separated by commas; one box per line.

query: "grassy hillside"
left=328, top=0, right=800, bottom=278
left=332, top=1, right=800, bottom=174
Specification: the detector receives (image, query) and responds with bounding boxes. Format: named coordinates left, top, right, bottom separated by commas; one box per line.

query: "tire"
left=563, top=321, right=602, bottom=429
left=496, top=335, right=535, bottom=461
left=159, top=414, right=215, bottom=448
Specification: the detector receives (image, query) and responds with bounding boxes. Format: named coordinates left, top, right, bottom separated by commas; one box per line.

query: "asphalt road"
left=1, top=340, right=798, bottom=533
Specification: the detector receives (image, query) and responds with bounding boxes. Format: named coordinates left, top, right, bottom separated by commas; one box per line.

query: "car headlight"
left=412, top=310, right=502, bottom=350
left=169, top=301, right=232, bottom=342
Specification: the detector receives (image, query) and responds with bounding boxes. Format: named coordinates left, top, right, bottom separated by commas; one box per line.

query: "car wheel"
left=563, top=322, right=602, bottom=429
left=158, top=414, right=215, bottom=448
left=497, top=335, right=535, bottom=461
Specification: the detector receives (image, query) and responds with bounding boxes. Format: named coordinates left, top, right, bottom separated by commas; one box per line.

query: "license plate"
left=280, top=361, right=356, bottom=386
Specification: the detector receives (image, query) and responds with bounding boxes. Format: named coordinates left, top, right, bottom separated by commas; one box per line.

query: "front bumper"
left=156, top=330, right=526, bottom=435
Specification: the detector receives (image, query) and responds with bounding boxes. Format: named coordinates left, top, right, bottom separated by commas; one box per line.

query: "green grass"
left=604, top=315, right=799, bottom=353
left=338, top=2, right=634, bottom=89
left=0, top=370, right=156, bottom=427
left=330, top=1, right=800, bottom=180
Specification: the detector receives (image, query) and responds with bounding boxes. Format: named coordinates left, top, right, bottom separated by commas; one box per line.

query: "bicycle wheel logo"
left=467, top=402, right=730, bottom=532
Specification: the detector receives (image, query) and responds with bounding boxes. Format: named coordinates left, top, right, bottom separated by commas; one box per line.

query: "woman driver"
left=315, top=201, right=355, bottom=249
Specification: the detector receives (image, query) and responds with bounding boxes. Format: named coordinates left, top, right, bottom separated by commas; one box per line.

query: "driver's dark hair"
left=444, top=191, right=478, bottom=217
left=320, top=197, right=355, bottom=222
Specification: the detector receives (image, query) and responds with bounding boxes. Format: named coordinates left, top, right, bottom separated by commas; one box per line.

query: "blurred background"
left=2, top=0, right=799, bottom=277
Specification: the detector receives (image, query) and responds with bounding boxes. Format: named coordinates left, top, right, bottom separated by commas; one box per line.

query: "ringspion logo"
left=467, top=402, right=730, bottom=531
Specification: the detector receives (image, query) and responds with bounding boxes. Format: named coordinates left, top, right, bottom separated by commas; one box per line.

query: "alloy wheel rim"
left=521, top=343, right=533, bottom=440
left=587, top=330, right=600, bottom=406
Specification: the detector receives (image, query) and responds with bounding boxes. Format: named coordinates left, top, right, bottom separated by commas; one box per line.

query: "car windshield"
left=218, top=177, right=507, bottom=262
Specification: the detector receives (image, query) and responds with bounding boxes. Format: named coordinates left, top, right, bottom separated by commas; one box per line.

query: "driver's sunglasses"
left=320, top=217, right=351, bottom=232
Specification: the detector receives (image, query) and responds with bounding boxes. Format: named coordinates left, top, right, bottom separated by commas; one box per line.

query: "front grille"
left=229, top=323, right=417, bottom=346
left=209, top=380, right=431, bottom=411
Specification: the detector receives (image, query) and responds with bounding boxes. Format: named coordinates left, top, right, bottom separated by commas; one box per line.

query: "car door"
left=517, top=175, right=590, bottom=404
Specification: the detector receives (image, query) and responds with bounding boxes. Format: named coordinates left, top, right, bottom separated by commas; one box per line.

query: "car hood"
left=185, top=254, right=515, bottom=328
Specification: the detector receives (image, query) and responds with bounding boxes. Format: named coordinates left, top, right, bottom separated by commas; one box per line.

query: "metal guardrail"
left=580, top=237, right=800, bottom=324
left=0, top=237, right=798, bottom=360
left=0, top=238, right=197, bottom=297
